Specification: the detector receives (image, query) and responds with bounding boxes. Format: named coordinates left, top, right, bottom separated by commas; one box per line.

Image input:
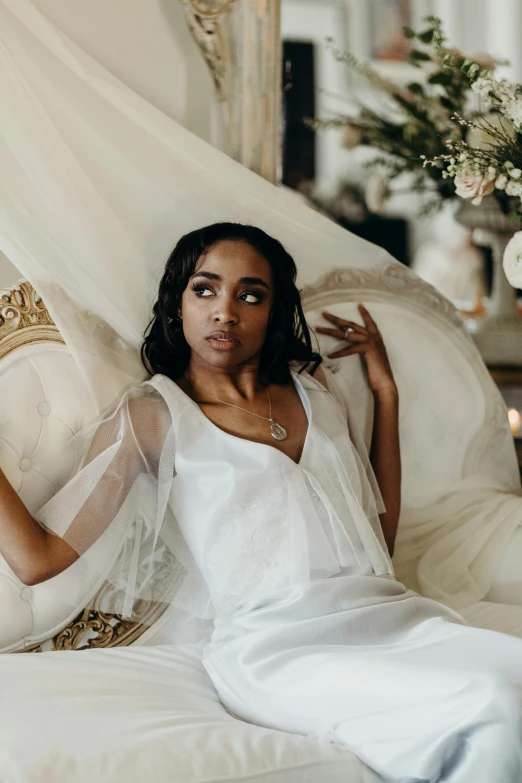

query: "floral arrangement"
left=310, top=16, right=501, bottom=214
left=424, top=68, right=522, bottom=288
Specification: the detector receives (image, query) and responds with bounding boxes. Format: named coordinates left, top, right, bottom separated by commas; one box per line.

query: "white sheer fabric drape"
left=0, top=0, right=389, bottom=414
left=1, top=0, right=521, bottom=630
left=32, top=363, right=392, bottom=637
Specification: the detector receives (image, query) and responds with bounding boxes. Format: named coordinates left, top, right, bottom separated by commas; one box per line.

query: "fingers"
left=315, top=326, right=346, bottom=339
left=340, top=320, right=367, bottom=334
left=321, top=307, right=378, bottom=336
left=326, top=343, right=368, bottom=359
left=316, top=325, right=367, bottom=341
left=357, top=304, right=379, bottom=334
left=319, top=311, right=367, bottom=336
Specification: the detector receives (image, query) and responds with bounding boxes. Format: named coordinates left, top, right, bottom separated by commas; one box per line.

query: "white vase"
left=455, top=196, right=522, bottom=367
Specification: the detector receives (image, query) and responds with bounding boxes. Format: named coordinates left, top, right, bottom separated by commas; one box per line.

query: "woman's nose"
left=213, top=299, right=238, bottom=323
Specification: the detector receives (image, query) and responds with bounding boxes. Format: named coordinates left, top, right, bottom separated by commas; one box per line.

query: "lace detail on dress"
left=204, top=483, right=291, bottom=617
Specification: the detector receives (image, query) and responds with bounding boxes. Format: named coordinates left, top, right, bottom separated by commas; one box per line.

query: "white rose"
left=454, top=169, right=496, bottom=205
left=503, top=230, right=522, bottom=287
left=496, top=174, right=508, bottom=190
left=509, top=168, right=522, bottom=179
left=505, top=180, right=522, bottom=197
left=365, top=175, right=390, bottom=213
left=471, top=78, right=491, bottom=99
left=340, top=124, right=363, bottom=150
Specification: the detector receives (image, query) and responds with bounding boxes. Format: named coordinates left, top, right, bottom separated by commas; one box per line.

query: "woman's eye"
left=192, top=285, right=262, bottom=304
left=241, top=292, right=262, bottom=303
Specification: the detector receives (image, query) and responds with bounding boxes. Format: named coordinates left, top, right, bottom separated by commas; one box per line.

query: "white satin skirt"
left=202, top=572, right=522, bottom=783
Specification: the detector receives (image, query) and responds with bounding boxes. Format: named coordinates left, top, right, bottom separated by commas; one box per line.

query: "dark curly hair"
left=141, top=222, right=323, bottom=386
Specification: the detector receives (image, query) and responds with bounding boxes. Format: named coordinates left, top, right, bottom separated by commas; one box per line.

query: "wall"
left=4, top=0, right=522, bottom=285
left=1, top=0, right=222, bottom=286
left=433, top=0, right=522, bottom=81
left=31, top=0, right=221, bottom=139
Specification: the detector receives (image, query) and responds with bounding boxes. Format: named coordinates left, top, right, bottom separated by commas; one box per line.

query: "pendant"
left=270, top=419, right=287, bottom=441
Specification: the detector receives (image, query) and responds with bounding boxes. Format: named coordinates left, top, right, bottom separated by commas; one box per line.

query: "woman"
left=1, top=222, right=522, bottom=783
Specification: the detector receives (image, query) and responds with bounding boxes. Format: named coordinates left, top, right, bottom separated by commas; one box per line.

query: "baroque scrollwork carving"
left=0, top=280, right=63, bottom=359
left=180, top=0, right=281, bottom=182
left=24, top=609, right=140, bottom=653
left=179, top=0, right=238, bottom=100
left=301, top=263, right=469, bottom=336
left=0, top=280, right=55, bottom=329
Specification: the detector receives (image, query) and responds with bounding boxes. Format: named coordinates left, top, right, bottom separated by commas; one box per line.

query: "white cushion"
left=0, top=343, right=122, bottom=651
left=0, top=644, right=367, bottom=783
left=305, top=299, right=489, bottom=509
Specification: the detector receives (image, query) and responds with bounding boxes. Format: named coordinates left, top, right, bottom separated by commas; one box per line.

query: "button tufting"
left=20, top=587, right=32, bottom=601
left=19, top=458, right=32, bottom=472
left=37, top=401, right=51, bottom=417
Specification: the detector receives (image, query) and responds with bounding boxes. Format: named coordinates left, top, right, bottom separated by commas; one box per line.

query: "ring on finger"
left=341, top=325, right=355, bottom=334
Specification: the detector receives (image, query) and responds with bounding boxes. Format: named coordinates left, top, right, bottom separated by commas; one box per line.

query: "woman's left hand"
left=316, top=304, right=397, bottom=397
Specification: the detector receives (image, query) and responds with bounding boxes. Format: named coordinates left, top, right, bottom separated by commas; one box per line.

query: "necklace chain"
left=184, top=371, right=273, bottom=421
left=183, top=371, right=288, bottom=441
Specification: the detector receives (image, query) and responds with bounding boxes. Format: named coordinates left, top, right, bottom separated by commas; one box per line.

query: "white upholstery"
left=307, top=301, right=490, bottom=506
left=301, top=266, right=520, bottom=508
left=0, top=266, right=520, bottom=654
left=0, top=643, right=366, bottom=783
left=0, top=343, right=125, bottom=651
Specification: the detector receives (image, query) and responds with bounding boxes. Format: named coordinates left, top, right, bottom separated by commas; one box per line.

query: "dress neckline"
left=168, top=367, right=313, bottom=469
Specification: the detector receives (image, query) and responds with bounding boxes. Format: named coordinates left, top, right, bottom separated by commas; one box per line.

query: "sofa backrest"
left=1, top=266, right=518, bottom=652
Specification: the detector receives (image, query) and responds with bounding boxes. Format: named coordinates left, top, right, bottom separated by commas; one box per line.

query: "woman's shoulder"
left=292, top=360, right=350, bottom=420
left=143, top=372, right=184, bottom=396
left=290, top=359, right=330, bottom=392
left=122, top=373, right=189, bottom=422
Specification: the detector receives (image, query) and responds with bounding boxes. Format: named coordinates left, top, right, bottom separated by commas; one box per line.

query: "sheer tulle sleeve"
left=33, top=381, right=213, bottom=642
left=36, top=387, right=173, bottom=554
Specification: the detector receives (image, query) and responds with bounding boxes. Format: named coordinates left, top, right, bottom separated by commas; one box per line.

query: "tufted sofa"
left=1, top=267, right=521, bottom=655
left=0, top=281, right=168, bottom=652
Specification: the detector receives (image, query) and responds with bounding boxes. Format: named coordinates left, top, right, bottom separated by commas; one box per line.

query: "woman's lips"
left=207, top=337, right=239, bottom=350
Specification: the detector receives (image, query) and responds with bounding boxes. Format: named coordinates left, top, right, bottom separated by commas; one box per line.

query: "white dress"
left=148, top=366, right=522, bottom=783
left=30, top=364, right=522, bottom=782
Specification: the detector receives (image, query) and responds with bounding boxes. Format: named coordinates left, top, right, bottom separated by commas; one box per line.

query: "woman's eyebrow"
left=190, top=270, right=270, bottom=291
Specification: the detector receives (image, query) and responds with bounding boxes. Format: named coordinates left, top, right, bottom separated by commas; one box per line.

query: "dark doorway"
left=282, top=41, right=316, bottom=191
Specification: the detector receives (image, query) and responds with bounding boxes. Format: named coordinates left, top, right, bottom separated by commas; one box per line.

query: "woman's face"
left=178, top=239, right=275, bottom=370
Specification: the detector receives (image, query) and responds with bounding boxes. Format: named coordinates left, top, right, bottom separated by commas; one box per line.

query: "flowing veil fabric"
left=0, top=0, right=391, bottom=414
left=2, top=0, right=521, bottom=641
left=0, top=0, right=396, bottom=642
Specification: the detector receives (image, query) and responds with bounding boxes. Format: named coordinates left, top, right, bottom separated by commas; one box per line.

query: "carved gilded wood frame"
left=179, top=0, right=282, bottom=183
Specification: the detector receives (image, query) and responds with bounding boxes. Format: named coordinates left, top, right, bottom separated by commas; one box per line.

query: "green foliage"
left=315, top=15, right=500, bottom=212
left=427, top=72, right=452, bottom=87
left=407, top=49, right=431, bottom=66
left=418, top=28, right=435, bottom=44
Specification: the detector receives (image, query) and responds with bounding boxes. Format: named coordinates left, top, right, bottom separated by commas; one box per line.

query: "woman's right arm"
left=0, top=470, right=79, bottom=585
left=0, top=390, right=172, bottom=586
